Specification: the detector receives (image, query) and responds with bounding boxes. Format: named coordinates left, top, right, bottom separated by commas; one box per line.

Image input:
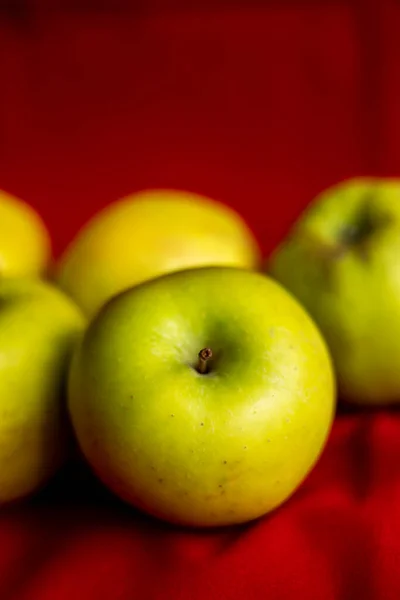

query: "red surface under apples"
left=1, top=1, right=400, bottom=598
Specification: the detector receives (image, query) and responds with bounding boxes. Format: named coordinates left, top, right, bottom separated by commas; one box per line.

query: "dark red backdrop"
left=1, top=1, right=400, bottom=598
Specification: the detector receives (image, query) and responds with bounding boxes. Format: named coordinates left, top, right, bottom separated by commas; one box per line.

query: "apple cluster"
left=1, top=179, right=392, bottom=527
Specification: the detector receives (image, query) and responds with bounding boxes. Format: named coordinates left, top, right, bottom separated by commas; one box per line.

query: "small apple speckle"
left=243, top=446, right=247, bottom=450
left=200, top=422, right=204, bottom=426
left=223, top=460, right=227, bottom=464
left=170, top=414, right=175, bottom=417
left=158, top=478, right=164, bottom=484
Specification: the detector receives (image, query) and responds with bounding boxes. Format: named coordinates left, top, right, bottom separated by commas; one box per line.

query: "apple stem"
left=197, top=348, right=213, bottom=374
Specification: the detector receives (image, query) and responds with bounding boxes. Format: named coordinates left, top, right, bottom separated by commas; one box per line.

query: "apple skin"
left=0, top=278, right=85, bottom=505
left=0, top=190, right=51, bottom=278
left=68, top=267, right=335, bottom=528
left=268, top=177, right=400, bottom=406
left=56, top=189, right=261, bottom=318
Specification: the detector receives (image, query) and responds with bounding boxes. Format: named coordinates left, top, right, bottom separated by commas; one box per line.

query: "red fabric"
left=1, top=1, right=400, bottom=598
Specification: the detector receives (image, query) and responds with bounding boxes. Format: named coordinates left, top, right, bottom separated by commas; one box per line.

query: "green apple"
left=0, top=189, right=51, bottom=278
left=56, top=189, right=261, bottom=318
left=268, top=176, right=400, bottom=406
left=0, top=278, right=85, bottom=505
left=68, top=267, right=335, bottom=527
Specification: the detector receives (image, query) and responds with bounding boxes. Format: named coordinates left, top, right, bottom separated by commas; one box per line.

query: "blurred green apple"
left=0, top=278, right=85, bottom=505
left=68, top=267, right=335, bottom=528
left=0, top=190, right=51, bottom=278
left=268, top=176, right=400, bottom=405
left=57, top=189, right=261, bottom=318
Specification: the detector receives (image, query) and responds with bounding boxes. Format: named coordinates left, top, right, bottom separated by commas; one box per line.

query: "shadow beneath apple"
left=337, top=395, right=400, bottom=416
left=6, top=454, right=254, bottom=541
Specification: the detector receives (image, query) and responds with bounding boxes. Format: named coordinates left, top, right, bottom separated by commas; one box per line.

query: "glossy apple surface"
left=0, top=190, right=51, bottom=278
left=269, top=177, right=400, bottom=405
left=68, top=267, right=335, bottom=527
left=0, top=278, right=85, bottom=505
left=57, top=189, right=261, bottom=318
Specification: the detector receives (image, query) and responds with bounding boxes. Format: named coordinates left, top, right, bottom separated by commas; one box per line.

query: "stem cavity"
left=196, top=348, right=213, bottom=375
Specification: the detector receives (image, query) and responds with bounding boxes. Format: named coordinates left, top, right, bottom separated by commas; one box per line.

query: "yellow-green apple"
left=68, top=266, right=335, bottom=528
left=0, top=278, right=85, bottom=505
left=268, top=176, right=400, bottom=406
left=0, top=190, right=51, bottom=278
left=57, top=189, right=261, bottom=318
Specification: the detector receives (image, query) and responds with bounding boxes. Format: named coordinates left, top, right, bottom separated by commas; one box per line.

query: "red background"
left=1, top=1, right=400, bottom=598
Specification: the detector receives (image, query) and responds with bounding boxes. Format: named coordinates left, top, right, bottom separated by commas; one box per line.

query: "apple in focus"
left=0, top=278, right=85, bottom=505
left=268, top=177, right=400, bottom=405
left=56, top=189, right=261, bottom=318
left=68, top=267, right=335, bottom=527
